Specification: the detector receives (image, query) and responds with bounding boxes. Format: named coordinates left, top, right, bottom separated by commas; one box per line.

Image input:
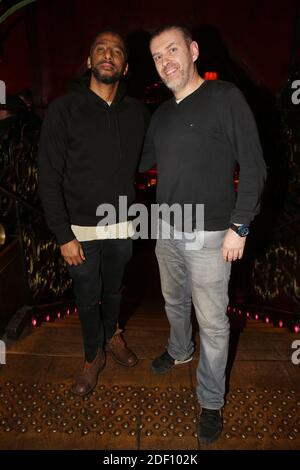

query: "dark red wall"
left=0, top=0, right=297, bottom=102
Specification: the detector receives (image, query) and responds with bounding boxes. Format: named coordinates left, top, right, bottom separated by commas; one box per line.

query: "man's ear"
left=87, top=57, right=91, bottom=69
left=123, top=64, right=129, bottom=76
left=190, top=41, right=199, bottom=63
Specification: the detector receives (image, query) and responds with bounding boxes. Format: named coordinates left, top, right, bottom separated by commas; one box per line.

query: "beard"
left=91, top=64, right=123, bottom=84
left=161, top=60, right=194, bottom=93
left=162, top=69, right=189, bottom=92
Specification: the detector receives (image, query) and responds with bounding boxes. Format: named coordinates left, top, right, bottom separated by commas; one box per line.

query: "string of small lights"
left=227, top=305, right=300, bottom=333
left=31, top=303, right=77, bottom=328
left=29, top=303, right=300, bottom=333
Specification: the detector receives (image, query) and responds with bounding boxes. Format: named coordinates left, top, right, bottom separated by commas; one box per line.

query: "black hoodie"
left=38, top=76, right=149, bottom=245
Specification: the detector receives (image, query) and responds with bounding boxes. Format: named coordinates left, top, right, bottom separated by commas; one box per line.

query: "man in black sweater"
left=38, top=30, right=149, bottom=396
left=140, top=25, right=266, bottom=444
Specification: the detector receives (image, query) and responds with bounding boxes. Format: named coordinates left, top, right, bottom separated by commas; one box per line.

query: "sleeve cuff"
left=53, top=225, right=76, bottom=246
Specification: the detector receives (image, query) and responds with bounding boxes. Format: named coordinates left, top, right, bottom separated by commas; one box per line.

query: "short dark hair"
left=150, top=24, right=193, bottom=47
left=89, top=29, right=128, bottom=60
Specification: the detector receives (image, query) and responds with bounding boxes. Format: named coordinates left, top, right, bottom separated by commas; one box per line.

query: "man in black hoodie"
left=38, top=30, right=149, bottom=396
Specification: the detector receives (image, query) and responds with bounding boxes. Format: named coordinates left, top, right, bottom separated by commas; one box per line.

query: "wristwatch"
left=230, top=223, right=250, bottom=237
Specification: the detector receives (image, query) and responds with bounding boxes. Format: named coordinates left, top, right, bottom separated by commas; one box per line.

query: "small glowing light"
left=233, top=307, right=236, bottom=313
left=74, top=307, right=78, bottom=314
left=227, top=306, right=231, bottom=312
left=57, top=312, right=61, bottom=319
left=279, top=320, right=283, bottom=328
left=238, top=309, right=242, bottom=315
left=294, top=325, right=299, bottom=334
left=66, top=309, right=70, bottom=316
left=46, top=315, right=50, bottom=322
left=265, top=317, right=270, bottom=324
left=246, top=312, right=250, bottom=318
left=32, top=318, right=37, bottom=327
left=255, top=314, right=259, bottom=321
left=204, top=71, right=218, bottom=80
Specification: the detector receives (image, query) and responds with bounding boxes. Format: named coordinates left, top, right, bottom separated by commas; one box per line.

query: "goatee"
left=91, top=67, right=122, bottom=84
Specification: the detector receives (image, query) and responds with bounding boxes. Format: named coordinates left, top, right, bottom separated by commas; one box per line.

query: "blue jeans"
left=155, top=229, right=231, bottom=409
left=68, top=239, right=132, bottom=362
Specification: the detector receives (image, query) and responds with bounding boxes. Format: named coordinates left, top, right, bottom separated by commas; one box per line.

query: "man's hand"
left=60, top=239, right=86, bottom=266
left=222, top=229, right=246, bottom=262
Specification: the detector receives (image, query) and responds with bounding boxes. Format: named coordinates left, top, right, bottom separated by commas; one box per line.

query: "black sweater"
left=140, top=80, right=267, bottom=230
left=38, top=77, right=149, bottom=245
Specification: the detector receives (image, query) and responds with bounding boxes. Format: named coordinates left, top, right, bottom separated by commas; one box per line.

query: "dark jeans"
left=68, top=238, right=132, bottom=362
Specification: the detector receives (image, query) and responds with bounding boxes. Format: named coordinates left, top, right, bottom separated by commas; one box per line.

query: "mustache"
left=162, top=63, right=178, bottom=73
left=96, top=60, right=115, bottom=68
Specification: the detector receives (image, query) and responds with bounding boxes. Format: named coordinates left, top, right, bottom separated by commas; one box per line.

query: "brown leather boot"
left=105, top=332, right=138, bottom=367
left=72, top=350, right=106, bottom=396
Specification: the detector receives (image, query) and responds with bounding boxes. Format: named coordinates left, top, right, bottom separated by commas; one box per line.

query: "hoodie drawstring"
left=112, top=105, right=123, bottom=160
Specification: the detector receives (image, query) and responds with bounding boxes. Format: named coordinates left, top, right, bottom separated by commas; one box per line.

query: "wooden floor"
left=0, top=242, right=300, bottom=450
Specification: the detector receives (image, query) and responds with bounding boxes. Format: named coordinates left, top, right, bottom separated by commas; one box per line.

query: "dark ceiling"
left=0, top=0, right=298, bottom=103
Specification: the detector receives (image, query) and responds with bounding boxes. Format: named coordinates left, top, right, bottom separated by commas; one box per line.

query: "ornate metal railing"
left=0, top=110, right=72, bottom=305
left=252, top=87, right=300, bottom=309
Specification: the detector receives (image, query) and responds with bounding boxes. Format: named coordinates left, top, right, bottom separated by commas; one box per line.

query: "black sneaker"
left=151, top=350, right=193, bottom=374
left=198, top=408, right=223, bottom=444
